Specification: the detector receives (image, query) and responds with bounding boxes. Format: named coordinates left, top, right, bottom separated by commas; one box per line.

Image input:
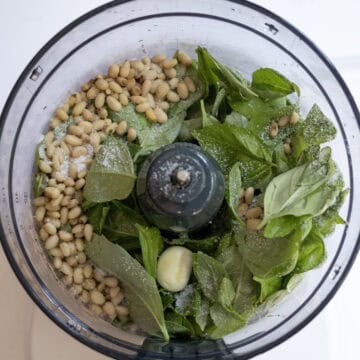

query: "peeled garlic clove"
left=156, top=246, right=193, bottom=292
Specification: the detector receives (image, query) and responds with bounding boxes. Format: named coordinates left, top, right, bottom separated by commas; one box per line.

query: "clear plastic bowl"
left=0, top=0, right=359, bottom=358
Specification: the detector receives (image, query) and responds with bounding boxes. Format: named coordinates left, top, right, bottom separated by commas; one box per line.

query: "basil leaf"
left=174, top=285, right=195, bottom=316
left=234, top=225, right=299, bottom=278
left=83, top=137, right=135, bottom=202
left=225, top=162, right=243, bottom=222
left=136, top=224, right=163, bottom=278
left=264, top=215, right=310, bottom=239
left=295, top=231, right=325, bottom=273
left=193, top=123, right=272, bottom=173
left=134, top=111, right=187, bottom=159
left=252, top=68, right=300, bottom=99
left=291, top=104, right=337, bottom=159
left=165, top=312, right=195, bottom=336
left=237, top=159, right=273, bottom=191
left=260, top=156, right=338, bottom=227
left=218, top=278, right=235, bottom=308
left=160, top=289, right=175, bottom=310
left=201, top=99, right=219, bottom=127
left=166, top=236, right=219, bottom=254
left=208, top=303, right=246, bottom=339
left=86, top=234, right=169, bottom=341
left=211, top=88, right=226, bottom=117
left=53, top=117, right=74, bottom=141
left=193, top=289, right=210, bottom=331
left=179, top=117, right=202, bottom=141
left=86, top=203, right=110, bottom=234
left=217, top=244, right=259, bottom=315
left=253, top=276, right=282, bottom=303
left=193, top=252, right=228, bottom=300
left=33, top=173, right=47, bottom=197
left=225, top=111, right=248, bottom=127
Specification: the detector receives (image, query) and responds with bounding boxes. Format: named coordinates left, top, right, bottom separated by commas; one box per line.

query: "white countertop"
left=0, top=1, right=359, bottom=359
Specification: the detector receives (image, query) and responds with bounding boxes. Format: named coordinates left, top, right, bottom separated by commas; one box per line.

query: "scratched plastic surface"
left=0, top=0, right=359, bottom=359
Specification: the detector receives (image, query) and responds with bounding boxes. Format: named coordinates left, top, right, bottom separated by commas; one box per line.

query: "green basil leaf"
left=83, top=137, right=135, bottom=202
left=85, top=234, right=169, bottom=341
left=225, top=162, right=243, bottom=222
left=193, top=252, right=228, bottom=300
left=208, top=303, right=246, bottom=339
left=295, top=231, right=325, bottom=273
left=53, top=117, right=74, bottom=141
left=174, top=285, right=195, bottom=316
left=253, top=276, right=282, bottom=303
left=291, top=104, right=337, bottom=159
left=217, top=244, right=259, bottom=315
left=264, top=215, right=310, bottom=239
left=166, top=236, right=220, bottom=254
left=86, top=203, right=110, bottom=234
left=192, top=289, right=210, bottom=331
left=33, top=173, right=47, bottom=197
left=201, top=99, right=219, bottom=127
left=218, top=277, right=235, bottom=308
left=165, top=312, right=195, bottom=336
left=179, top=117, right=202, bottom=141
left=136, top=224, right=163, bottom=278
left=211, top=88, right=226, bottom=117
left=252, top=68, right=300, bottom=99
left=224, top=111, right=248, bottom=127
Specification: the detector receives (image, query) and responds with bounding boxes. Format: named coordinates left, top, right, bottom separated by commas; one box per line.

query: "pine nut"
left=89, top=132, right=101, bottom=148
left=75, top=238, right=85, bottom=252
left=109, top=287, right=121, bottom=299
left=104, top=277, right=118, bottom=288
left=72, top=101, right=86, bottom=116
left=60, top=262, right=73, bottom=276
left=151, top=54, right=166, bottom=63
left=71, top=284, right=83, bottom=296
left=87, top=86, right=98, bottom=100
left=136, top=102, right=150, bottom=113
left=50, top=194, right=64, bottom=208
left=132, top=60, right=145, bottom=72
left=167, top=91, right=180, bottom=102
left=64, top=187, right=75, bottom=196
left=112, top=293, right=124, bottom=305
left=53, top=257, right=62, bottom=269
left=284, top=143, right=291, bottom=154
left=164, top=68, right=176, bottom=78
left=154, top=107, right=168, bottom=123
left=108, top=64, right=120, bottom=78
left=90, top=304, right=103, bottom=315
left=68, top=206, right=81, bottom=220
left=46, top=143, right=55, bottom=159
left=237, top=203, right=248, bottom=218
left=278, top=116, right=290, bottom=127
left=56, top=108, right=69, bottom=121
left=59, top=230, right=73, bottom=242
left=67, top=125, right=83, bottom=137
left=95, top=78, right=109, bottom=91
left=39, top=228, right=49, bottom=241
left=68, top=163, right=78, bottom=179
left=244, top=187, right=255, bottom=204
left=39, top=160, right=52, bottom=174
left=145, top=93, right=155, bottom=108
left=168, top=78, right=179, bottom=90
left=141, top=79, right=151, bottom=95
left=71, top=146, right=87, bottom=158
left=44, top=187, right=60, bottom=199
left=245, top=207, right=263, bottom=219
left=120, top=61, right=130, bottom=78
left=72, top=223, right=84, bottom=235
left=150, top=79, right=162, bottom=94
left=44, top=131, right=54, bottom=145
left=94, top=269, right=105, bottom=282
left=161, top=58, right=177, bottom=69
left=83, top=264, right=93, bottom=279
left=156, top=82, right=170, bottom=99
left=45, top=203, right=60, bottom=212
left=97, top=282, right=106, bottom=292
left=178, top=51, right=193, bottom=66
left=65, top=134, right=83, bottom=146
left=75, top=178, right=86, bottom=190
left=73, top=267, right=84, bottom=284
left=50, top=117, right=61, bottom=129
left=45, top=235, right=59, bottom=250
left=290, top=111, right=299, bottom=124
left=79, top=121, right=93, bottom=134
left=64, top=178, right=75, bottom=187
left=239, top=188, right=245, bottom=201
left=130, top=95, right=146, bottom=104
left=80, top=290, right=90, bottom=303
left=159, top=101, right=169, bottom=111
left=184, top=76, right=196, bottom=92
left=177, top=81, right=189, bottom=99
left=60, top=141, right=70, bottom=156
left=48, top=218, right=61, bottom=228
left=60, top=242, right=71, bottom=257
left=143, top=70, right=158, bottom=81
left=119, top=93, right=129, bottom=106
left=90, top=290, right=106, bottom=305
left=269, top=122, right=279, bottom=138
left=84, top=224, right=93, bottom=242
left=145, top=108, right=157, bottom=122
left=49, top=247, right=63, bottom=258
left=47, top=211, right=60, bottom=219
left=60, top=207, right=69, bottom=225
left=82, top=108, right=94, bottom=122
left=116, top=305, right=129, bottom=316
left=95, top=93, right=105, bottom=109
left=77, top=252, right=87, bottom=264
left=103, top=302, right=116, bottom=317
left=246, top=218, right=262, bottom=231
left=108, top=81, right=122, bottom=94
left=127, top=78, right=136, bottom=91
left=48, top=179, right=57, bottom=187
left=127, top=128, right=137, bottom=142
left=33, top=197, right=46, bottom=207
left=35, top=206, right=46, bottom=222
left=106, top=96, right=122, bottom=111
left=116, top=121, right=127, bottom=136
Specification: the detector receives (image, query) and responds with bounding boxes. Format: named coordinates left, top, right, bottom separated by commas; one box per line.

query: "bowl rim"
left=0, top=0, right=359, bottom=359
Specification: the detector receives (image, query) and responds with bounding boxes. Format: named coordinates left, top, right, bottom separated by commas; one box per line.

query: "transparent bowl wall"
left=0, top=0, right=359, bottom=359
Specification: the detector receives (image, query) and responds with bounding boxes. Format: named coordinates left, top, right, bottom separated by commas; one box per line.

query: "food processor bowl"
left=0, top=0, right=359, bottom=358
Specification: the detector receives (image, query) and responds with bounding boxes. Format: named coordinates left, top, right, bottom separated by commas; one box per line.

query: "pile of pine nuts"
left=268, top=111, right=299, bottom=155
left=237, top=187, right=263, bottom=231
left=33, top=51, right=196, bottom=324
